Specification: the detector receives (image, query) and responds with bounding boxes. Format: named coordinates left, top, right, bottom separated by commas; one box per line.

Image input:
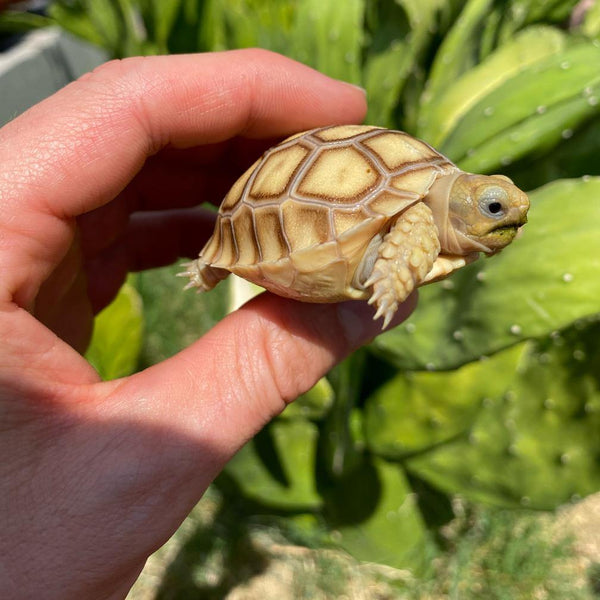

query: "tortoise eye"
left=479, top=187, right=507, bottom=218
left=487, top=201, right=503, bottom=215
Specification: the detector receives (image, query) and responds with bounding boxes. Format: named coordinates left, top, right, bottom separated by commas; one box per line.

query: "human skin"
left=0, top=50, right=416, bottom=599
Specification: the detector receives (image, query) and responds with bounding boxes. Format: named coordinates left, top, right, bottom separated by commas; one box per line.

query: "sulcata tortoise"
left=181, top=125, right=529, bottom=328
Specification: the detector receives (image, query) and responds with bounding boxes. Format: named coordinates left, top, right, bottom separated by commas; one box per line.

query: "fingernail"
left=345, top=82, right=367, bottom=96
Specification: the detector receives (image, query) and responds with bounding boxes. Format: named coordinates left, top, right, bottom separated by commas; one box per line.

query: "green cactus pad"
left=404, top=319, right=600, bottom=509
left=365, top=344, right=524, bottom=458
left=224, top=418, right=322, bottom=511
left=322, top=458, right=429, bottom=570
left=280, top=377, right=335, bottom=420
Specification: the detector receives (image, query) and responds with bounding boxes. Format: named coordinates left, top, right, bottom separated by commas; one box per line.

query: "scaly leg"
left=364, top=203, right=440, bottom=329
left=178, top=258, right=229, bottom=292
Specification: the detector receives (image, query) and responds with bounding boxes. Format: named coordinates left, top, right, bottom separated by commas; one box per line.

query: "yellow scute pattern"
left=250, top=144, right=309, bottom=199
left=390, top=169, right=439, bottom=196
left=281, top=201, right=331, bottom=251
left=313, top=125, right=380, bottom=141
left=222, top=160, right=257, bottom=210
left=362, top=132, right=438, bottom=170
left=297, top=147, right=380, bottom=202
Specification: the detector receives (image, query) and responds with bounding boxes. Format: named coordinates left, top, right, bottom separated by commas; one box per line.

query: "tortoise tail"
left=178, top=259, right=229, bottom=292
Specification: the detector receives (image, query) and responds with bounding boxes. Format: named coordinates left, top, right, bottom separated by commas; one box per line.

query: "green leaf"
left=372, top=177, right=600, bottom=371
left=417, top=25, right=567, bottom=148
left=224, top=418, right=322, bottom=511
left=362, top=2, right=411, bottom=127
left=420, top=0, right=495, bottom=117
left=137, top=264, right=229, bottom=365
left=504, top=114, right=600, bottom=190
left=441, top=41, right=600, bottom=168
left=76, top=0, right=123, bottom=54
left=497, top=0, right=579, bottom=39
left=48, top=1, right=106, bottom=48
left=0, top=11, right=52, bottom=33
left=323, top=457, right=430, bottom=570
left=148, top=0, right=182, bottom=52
left=281, top=377, right=335, bottom=420
left=405, top=320, right=600, bottom=509
left=582, top=0, right=600, bottom=39
left=85, top=279, right=143, bottom=380
left=363, top=0, right=442, bottom=127
left=365, top=344, right=524, bottom=459
left=291, top=0, right=363, bottom=84
left=457, top=89, right=600, bottom=174
left=200, top=0, right=297, bottom=54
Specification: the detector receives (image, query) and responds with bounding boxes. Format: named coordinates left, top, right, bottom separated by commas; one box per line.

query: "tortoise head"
left=431, top=172, right=530, bottom=255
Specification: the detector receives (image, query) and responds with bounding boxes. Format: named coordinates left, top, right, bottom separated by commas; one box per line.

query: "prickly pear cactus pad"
left=402, top=318, right=600, bottom=509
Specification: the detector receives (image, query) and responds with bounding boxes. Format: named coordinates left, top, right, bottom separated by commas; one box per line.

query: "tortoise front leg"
left=364, top=203, right=440, bottom=329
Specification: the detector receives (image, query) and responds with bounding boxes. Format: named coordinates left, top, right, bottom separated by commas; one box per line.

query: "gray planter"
left=0, top=27, right=106, bottom=126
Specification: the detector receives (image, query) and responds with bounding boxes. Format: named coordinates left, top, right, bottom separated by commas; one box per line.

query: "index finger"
left=0, top=49, right=366, bottom=219
left=0, top=49, right=366, bottom=305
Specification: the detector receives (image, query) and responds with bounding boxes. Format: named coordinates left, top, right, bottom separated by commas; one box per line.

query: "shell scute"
left=218, top=218, right=237, bottom=265
left=252, top=206, right=288, bottom=262
left=290, top=240, right=340, bottom=272
left=362, top=131, right=440, bottom=169
left=336, top=217, right=385, bottom=258
left=221, top=161, right=257, bottom=211
left=332, top=207, right=372, bottom=238
left=256, top=259, right=295, bottom=289
left=296, top=146, right=381, bottom=202
left=201, top=217, right=223, bottom=262
left=249, top=144, right=310, bottom=200
left=231, top=205, right=258, bottom=265
left=390, top=168, right=444, bottom=196
left=312, top=124, right=382, bottom=142
left=291, top=259, right=350, bottom=300
left=366, top=190, right=420, bottom=217
left=281, top=201, right=331, bottom=250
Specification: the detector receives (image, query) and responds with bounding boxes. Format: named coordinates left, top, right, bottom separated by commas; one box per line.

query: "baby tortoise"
left=181, top=125, right=529, bottom=328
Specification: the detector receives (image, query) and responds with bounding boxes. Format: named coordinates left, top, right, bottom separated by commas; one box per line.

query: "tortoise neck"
left=427, top=172, right=461, bottom=254
left=427, top=172, right=492, bottom=255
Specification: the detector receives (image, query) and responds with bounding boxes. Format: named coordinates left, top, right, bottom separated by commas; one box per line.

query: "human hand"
left=0, top=50, right=416, bottom=599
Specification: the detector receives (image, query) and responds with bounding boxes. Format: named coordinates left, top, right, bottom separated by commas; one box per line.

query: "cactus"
left=322, top=457, right=429, bottom=571
left=404, top=318, right=600, bottom=509
left=224, top=417, right=323, bottom=511
left=364, top=344, right=524, bottom=458
left=279, top=376, right=335, bottom=420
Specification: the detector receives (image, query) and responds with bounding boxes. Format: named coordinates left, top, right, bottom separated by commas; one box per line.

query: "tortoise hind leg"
left=179, top=258, right=230, bottom=292
left=363, top=203, right=440, bottom=329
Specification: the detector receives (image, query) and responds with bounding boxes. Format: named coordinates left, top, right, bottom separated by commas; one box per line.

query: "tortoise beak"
left=494, top=193, right=529, bottom=231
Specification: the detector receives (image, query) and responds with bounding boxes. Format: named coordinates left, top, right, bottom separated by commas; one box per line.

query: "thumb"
left=102, top=292, right=416, bottom=469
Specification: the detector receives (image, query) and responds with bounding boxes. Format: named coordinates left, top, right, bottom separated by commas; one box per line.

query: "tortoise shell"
left=199, top=124, right=459, bottom=302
